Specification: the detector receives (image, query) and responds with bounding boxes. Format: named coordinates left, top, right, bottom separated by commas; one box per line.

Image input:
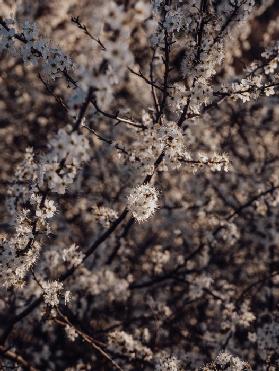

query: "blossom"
left=202, top=352, right=250, bottom=371
left=127, top=184, right=159, bottom=222
left=62, top=244, right=85, bottom=267
left=65, top=325, right=78, bottom=342
left=155, top=353, right=182, bottom=371
left=36, top=199, right=56, bottom=219
left=215, top=352, right=249, bottom=371
left=92, top=205, right=118, bottom=227
left=42, top=280, right=63, bottom=307
left=157, top=121, right=186, bottom=169
left=44, top=200, right=56, bottom=218
left=40, top=125, right=90, bottom=194
left=108, top=330, right=153, bottom=361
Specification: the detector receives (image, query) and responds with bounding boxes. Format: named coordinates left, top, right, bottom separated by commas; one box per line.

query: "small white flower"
left=44, top=199, right=56, bottom=218
left=65, top=324, right=78, bottom=342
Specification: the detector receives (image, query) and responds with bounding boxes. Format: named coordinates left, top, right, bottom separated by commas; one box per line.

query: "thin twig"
left=55, top=309, right=124, bottom=371
left=71, top=16, right=106, bottom=50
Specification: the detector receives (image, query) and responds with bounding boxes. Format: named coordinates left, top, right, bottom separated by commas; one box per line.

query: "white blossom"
left=62, top=244, right=85, bottom=267
left=42, top=280, right=63, bottom=307
left=127, top=184, right=159, bottom=222
left=65, top=325, right=78, bottom=342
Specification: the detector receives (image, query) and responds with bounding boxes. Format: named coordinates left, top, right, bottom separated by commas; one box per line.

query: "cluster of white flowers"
left=221, top=39, right=279, bottom=103
left=196, top=152, right=230, bottom=172
left=188, top=79, right=214, bottom=115
left=142, top=245, right=170, bottom=274
left=237, top=301, right=256, bottom=328
left=6, top=147, right=38, bottom=219
left=108, top=330, right=153, bottom=361
left=189, top=273, right=213, bottom=300
left=8, top=125, right=90, bottom=206
left=127, top=114, right=229, bottom=175
left=155, top=353, right=182, bottom=371
left=92, top=205, right=118, bottom=227
left=151, top=0, right=186, bottom=45
left=1, top=123, right=90, bottom=288
left=126, top=114, right=189, bottom=174
left=215, top=352, right=249, bottom=371
left=173, top=78, right=213, bottom=116
left=261, top=43, right=279, bottom=74
left=221, top=300, right=255, bottom=331
left=203, top=351, right=250, bottom=371
left=42, top=280, right=64, bottom=307
left=62, top=244, right=85, bottom=267
left=39, top=125, right=90, bottom=194
left=0, top=232, right=40, bottom=288
left=151, top=0, right=257, bottom=115
left=32, top=196, right=56, bottom=221
left=127, top=184, right=159, bottom=222
left=0, top=197, right=45, bottom=287
left=127, top=114, right=161, bottom=175
left=157, top=121, right=187, bottom=170
left=0, top=19, right=74, bottom=79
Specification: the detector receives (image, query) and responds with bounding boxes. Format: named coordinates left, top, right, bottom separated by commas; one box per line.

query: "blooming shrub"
left=0, top=0, right=279, bottom=370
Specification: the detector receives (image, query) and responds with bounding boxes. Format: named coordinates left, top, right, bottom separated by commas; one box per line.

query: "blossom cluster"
left=0, top=19, right=74, bottom=79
